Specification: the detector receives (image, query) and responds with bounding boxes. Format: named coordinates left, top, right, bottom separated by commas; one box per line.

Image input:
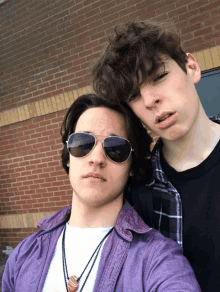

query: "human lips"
left=155, top=111, right=175, bottom=124
left=155, top=112, right=178, bottom=129
left=83, top=172, right=107, bottom=181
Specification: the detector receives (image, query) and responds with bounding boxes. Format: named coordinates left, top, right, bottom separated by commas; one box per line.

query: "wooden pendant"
left=68, top=275, right=78, bottom=292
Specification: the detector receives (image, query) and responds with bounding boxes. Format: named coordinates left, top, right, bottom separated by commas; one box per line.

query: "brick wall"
left=1, top=0, right=220, bottom=249
left=0, top=109, right=72, bottom=216
left=1, top=0, right=220, bottom=112
left=0, top=228, right=38, bottom=249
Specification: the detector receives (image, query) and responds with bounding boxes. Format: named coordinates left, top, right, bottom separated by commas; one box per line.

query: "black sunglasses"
left=66, top=132, right=134, bottom=163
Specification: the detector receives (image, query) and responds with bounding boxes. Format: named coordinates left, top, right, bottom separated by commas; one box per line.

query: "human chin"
left=159, top=123, right=189, bottom=141
left=77, top=187, right=121, bottom=208
left=72, top=186, right=103, bottom=206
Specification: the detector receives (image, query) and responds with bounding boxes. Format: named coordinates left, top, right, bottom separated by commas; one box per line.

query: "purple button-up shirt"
left=2, top=202, right=200, bottom=291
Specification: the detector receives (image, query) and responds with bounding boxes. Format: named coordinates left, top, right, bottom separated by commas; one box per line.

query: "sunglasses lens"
left=104, top=137, right=131, bottom=163
left=67, top=133, right=95, bottom=157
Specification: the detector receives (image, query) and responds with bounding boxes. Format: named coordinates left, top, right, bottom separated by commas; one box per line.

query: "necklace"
left=62, top=224, right=114, bottom=292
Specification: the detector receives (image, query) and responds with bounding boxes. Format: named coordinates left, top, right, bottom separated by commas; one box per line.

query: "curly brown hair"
left=92, top=21, right=188, bottom=103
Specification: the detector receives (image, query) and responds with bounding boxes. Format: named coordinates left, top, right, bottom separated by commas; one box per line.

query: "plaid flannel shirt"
left=133, top=115, right=220, bottom=248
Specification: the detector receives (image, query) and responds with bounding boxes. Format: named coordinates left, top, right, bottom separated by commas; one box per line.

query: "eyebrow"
left=84, top=131, right=119, bottom=137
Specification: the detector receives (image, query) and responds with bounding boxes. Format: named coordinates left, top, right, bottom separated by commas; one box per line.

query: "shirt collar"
left=151, top=138, right=169, bottom=184
left=114, top=201, right=152, bottom=241
left=37, top=202, right=151, bottom=241
left=37, top=205, right=71, bottom=231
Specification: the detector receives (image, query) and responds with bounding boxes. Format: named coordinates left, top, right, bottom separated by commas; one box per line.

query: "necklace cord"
left=62, top=224, right=69, bottom=290
left=79, top=243, right=102, bottom=292
left=62, top=224, right=114, bottom=291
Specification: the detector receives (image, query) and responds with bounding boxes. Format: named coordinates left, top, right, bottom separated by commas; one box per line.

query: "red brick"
left=211, top=6, right=220, bottom=17
left=194, top=40, right=216, bottom=52
left=182, top=36, right=203, bottom=48
left=57, top=82, right=69, bottom=89
left=176, top=0, right=193, bottom=8
left=60, top=62, right=73, bottom=71
left=39, top=92, right=53, bottom=99
left=50, top=88, right=64, bottom=96
left=42, top=74, right=55, bottom=83
left=44, top=85, right=57, bottom=93
left=151, top=12, right=168, bottom=22
left=194, top=26, right=213, bottom=37
left=199, top=0, right=220, bottom=13
left=38, top=82, right=50, bottom=90
left=50, top=77, right=62, bottom=86
left=33, top=89, right=44, bottom=97
left=203, top=31, right=220, bottom=41
left=182, top=23, right=203, bottom=35
left=179, top=8, right=200, bottom=21
left=204, top=16, right=220, bottom=27
left=214, top=23, right=220, bottom=31
left=63, top=85, right=78, bottom=92
left=168, top=6, right=187, bottom=18
left=156, top=2, right=176, bottom=15
left=62, top=73, right=76, bottom=81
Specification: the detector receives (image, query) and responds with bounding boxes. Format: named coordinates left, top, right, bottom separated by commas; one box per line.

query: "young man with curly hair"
left=92, top=21, right=220, bottom=291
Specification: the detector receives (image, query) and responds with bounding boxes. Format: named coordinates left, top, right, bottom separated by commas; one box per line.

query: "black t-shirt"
left=161, top=140, right=220, bottom=291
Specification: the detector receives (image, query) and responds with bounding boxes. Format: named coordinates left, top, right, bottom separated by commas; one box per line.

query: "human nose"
left=140, top=86, right=161, bottom=109
left=88, top=140, right=107, bottom=167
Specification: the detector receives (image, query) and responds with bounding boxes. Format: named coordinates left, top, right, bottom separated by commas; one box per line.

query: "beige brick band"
left=194, top=46, right=220, bottom=71
left=0, top=212, right=54, bottom=229
left=1, top=46, right=220, bottom=128
left=0, top=85, right=94, bottom=127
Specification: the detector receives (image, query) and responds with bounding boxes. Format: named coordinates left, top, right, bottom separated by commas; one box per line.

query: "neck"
left=162, top=110, right=220, bottom=171
left=68, top=193, right=123, bottom=228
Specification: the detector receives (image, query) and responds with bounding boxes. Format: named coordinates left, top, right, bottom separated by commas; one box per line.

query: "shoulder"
left=2, top=229, right=44, bottom=291
left=7, top=206, right=70, bottom=266
left=134, top=228, right=182, bottom=254
left=130, top=228, right=188, bottom=277
left=134, top=229, right=201, bottom=291
left=143, top=228, right=182, bottom=255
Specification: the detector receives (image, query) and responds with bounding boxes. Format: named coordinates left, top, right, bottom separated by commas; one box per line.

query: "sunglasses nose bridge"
left=89, top=137, right=107, bottom=163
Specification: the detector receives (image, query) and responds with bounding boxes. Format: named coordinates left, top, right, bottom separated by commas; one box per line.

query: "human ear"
left=186, top=53, right=201, bottom=84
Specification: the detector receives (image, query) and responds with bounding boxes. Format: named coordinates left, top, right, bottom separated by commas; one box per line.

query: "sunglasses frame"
left=66, top=132, right=134, bottom=163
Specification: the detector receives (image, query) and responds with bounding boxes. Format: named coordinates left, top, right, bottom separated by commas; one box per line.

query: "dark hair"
left=60, top=94, right=152, bottom=179
left=92, top=21, right=188, bottom=103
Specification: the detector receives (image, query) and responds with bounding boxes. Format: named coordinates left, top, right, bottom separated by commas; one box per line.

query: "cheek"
left=173, top=80, right=196, bottom=111
left=110, top=162, right=131, bottom=183
left=130, top=103, right=154, bottom=127
left=170, top=75, right=189, bottom=100
left=69, top=157, right=82, bottom=180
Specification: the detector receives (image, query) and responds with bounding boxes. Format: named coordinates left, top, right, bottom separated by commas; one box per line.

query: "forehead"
left=146, top=54, right=173, bottom=72
left=75, top=107, right=128, bottom=138
left=134, top=55, right=171, bottom=84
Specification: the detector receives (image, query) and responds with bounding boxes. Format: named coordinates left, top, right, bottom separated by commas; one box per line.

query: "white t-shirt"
left=43, top=223, right=112, bottom=292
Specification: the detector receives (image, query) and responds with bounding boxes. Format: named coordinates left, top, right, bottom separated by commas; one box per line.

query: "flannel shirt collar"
left=151, top=138, right=169, bottom=185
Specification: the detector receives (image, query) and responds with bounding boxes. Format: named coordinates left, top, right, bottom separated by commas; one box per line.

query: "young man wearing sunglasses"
left=2, top=94, right=200, bottom=291
left=92, top=22, right=220, bottom=291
